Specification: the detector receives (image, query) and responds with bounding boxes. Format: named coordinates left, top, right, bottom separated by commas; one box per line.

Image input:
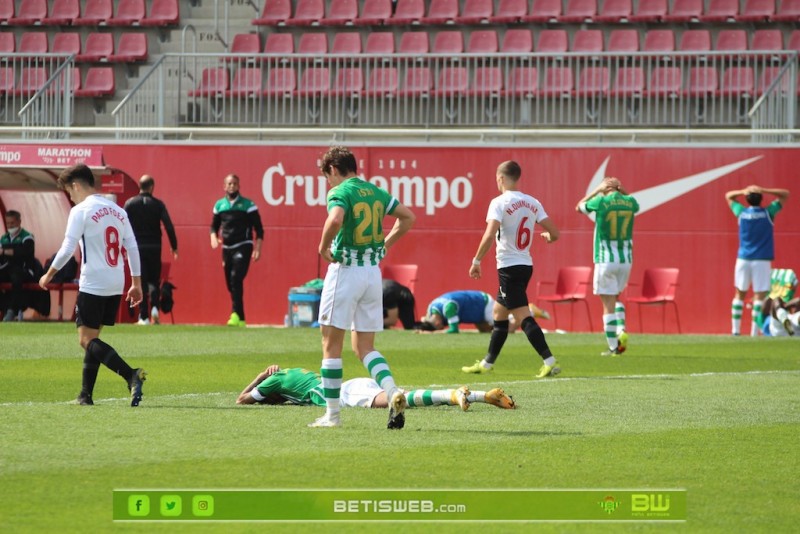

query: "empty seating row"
left=0, top=32, right=148, bottom=62
left=252, top=0, right=800, bottom=27
left=0, top=65, right=115, bottom=96
left=189, top=64, right=792, bottom=99
left=0, top=0, right=178, bottom=27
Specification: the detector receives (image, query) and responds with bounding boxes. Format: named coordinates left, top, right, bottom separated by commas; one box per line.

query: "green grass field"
left=2, top=323, right=798, bottom=533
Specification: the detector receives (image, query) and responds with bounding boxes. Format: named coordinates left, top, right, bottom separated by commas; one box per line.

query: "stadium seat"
left=643, top=29, right=675, bottom=53
left=73, top=0, right=112, bottom=26
left=297, top=67, right=330, bottom=96
left=469, top=66, right=503, bottom=96
left=75, top=66, right=114, bottom=97
left=262, top=67, right=297, bottom=96
left=575, top=66, right=610, bottom=96
left=19, top=32, right=48, bottom=54
left=572, top=30, right=604, bottom=54
left=757, top=66, right=792, bottom=94
left=332, top=32, right=362, bottom=55
left=718, top=66, right=754, bottom=97
left=399, top=32, right=429, bottom=54
left=432, top=31, right=464, bottom=54
left=501, top=29, right=533, bottom=53
left=456, top=0, right=493, bottom=24
left=228, top=33, right=261, bottom=58
left=607, top=29, right=639, bottom=53
left=738, top=0, right=775, bottom=21
left=364, top=66, right=399, bottom=96
left=13, top=67, right=48, bottom=96
left=505, top=66, right=539, bottom=96
left=662, top=0, right=703, bottom=21
left=467, top=30, right=499, bottom=54
left=321, top=0, right=357, bottom=26
left=626, top=267, right=681, bottom=333
left=297, top=33, right=327, bottom=55
left=684, top=66, right=718, bottom=96
left=596, top=0, right=632, bottom=22
left=264, top=33, right=294, bottom=56
left=140, top=0, right=179, bottom=27
left=541, top=66, right=573, bottom=96
left=9, top=0, right=47, bottom=26
left=76, top=33, right=113, bottom=62
left=382, top=264, right=418, bottom=295
left=48, top=67, right=81, bottom=95
left=0, top=67, right=14, bottom=94
left=51, top=33, right=81, bottom=57
left=716, top=30, right=748, bottom=51
left=399, top=67, right=432, bottom=96
left=433, top=66, right=468, bottom=96
left=628, top=0, right=667, bottom=21
left=522, top=0, right=562, bottom=22
left=0, top=0, right=14, bottom=24
left=285, top=0, right=324, bottom=27
left=788, top=30, right=800, bottom=52
left=331, top=67, right=364, bottom=96
left=537, top=30, right=569, bottom=54
left=42, top=0, right=79, bottom=26
left=109, top=33, right=148, bottom=62
left=0, top=32, right=15, bottom=54
left=700, top=0, right=739, bottom=21
left=253, top=0, right=291, bottom=26
left=535, top=266, right=594, bottom=332
left=610, top=66, right=645, bottom=96
left=751, top=29, right=783, bottom=51
left=559, top=0, right=597, bottom=22
left=386, top=0, right=425, bottom=25
left=188, top=67, right=229, bottom=97
left=107, top=0, right=145, bottom=26
left=489, top=0, right=528, bottom=23
left=647, top=66, right=683, bottom=97
left=365, top=32, right=395, bottom=54
left=421, top=0, right=458, bottom=25
left=678, top=29, right=712, bottom=53
left=772, top=0, right=800, bottom=20
left=227, top=67, right=263, bottom=97
left=354, top=0, right=392, bottom=26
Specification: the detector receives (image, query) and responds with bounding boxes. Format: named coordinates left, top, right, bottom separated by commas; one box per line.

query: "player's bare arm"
left=318, top=206, right=345, bottom=262
left=470, top=220, right=500, bottom=279
left=253, top=238, right=263, bottom=261
left=384, top=203, right=415, bottom=250
left=237, top=364, right=280, bottom=404
left=538, top=217, right=559, bottom=243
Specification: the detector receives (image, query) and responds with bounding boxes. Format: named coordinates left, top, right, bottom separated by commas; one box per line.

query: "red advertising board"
left=96, top=144, right=799, bottom=333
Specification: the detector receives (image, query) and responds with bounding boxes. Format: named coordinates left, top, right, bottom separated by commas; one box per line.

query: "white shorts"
left=735, top=259, right=772, bottom=293
left=318, top=263, right=383, bottom=331
left=339, top=377, right=383, bottom=408
left=767, top=311, right=800, bottom=337
left=593, top=263, right=632, bottom=296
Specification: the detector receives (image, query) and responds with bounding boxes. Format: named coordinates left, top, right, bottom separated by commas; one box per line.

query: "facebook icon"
left=128, top=495, right=150, bottom=516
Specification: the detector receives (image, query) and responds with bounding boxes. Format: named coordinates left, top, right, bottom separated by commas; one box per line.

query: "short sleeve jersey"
left=769, top=268, right=797, bottom=301
left=731, top=201, right=782, bottom=260
left=254, top=368, right=325, bottom=406
left=326, top=177, right=399, bottom=266
left=487, top=191, right=548, bottom=269
left=66, top=195, right=140, bottom=296
left=582, top=192, right=640, bottom=264
left=428, top=290, right=491, bottom=326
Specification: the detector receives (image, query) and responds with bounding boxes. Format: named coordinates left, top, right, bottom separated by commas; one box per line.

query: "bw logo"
left=631, top=494, right=671, bottom=513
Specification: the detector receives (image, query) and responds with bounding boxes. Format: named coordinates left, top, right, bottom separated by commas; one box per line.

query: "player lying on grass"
left=417, top=290, right=550, bottom=334
left=236, top=365, right=516, bottom=410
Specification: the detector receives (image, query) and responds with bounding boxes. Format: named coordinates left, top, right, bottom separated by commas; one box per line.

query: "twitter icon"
left=160, top=495, right=182, bottom=516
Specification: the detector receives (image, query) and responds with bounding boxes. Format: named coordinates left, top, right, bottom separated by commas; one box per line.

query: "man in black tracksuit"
left=124, top=175, right=178, bottom=325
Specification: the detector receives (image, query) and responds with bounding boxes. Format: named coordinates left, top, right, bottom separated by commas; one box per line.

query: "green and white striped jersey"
left=769, top=268, right=797, bottom=301
left=581, top=191, right=640, bottom=264
left=326, top=177, right=399, bottom=266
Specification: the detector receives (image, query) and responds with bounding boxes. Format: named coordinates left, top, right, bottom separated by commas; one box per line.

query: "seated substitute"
left=383, top=279, right=418, bottom=329
left=236, top=365, right=516, bottom=410
left=760, top=268, right=798, bottom=336
left=418, top=290, right=549, bottom=333
left=0, top=210, right=37, bottom=322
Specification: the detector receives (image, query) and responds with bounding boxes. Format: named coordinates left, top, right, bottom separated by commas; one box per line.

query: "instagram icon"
left=192, top=495, right=214, bottom=517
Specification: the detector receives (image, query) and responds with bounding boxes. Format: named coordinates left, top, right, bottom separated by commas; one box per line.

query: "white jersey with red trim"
left=486, top=190, right=549, bottom=269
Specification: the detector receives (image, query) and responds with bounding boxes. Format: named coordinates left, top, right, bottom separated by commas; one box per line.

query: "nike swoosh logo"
left=584, top=155, right=763, bottom=219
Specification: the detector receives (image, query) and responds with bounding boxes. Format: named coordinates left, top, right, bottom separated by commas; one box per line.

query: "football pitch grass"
left=2, top=323, right=798, bottom=533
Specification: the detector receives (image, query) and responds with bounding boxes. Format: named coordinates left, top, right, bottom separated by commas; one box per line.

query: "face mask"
left=6, top=226, right=19, bottom=234
left=226, top=192, right=239, bottom=201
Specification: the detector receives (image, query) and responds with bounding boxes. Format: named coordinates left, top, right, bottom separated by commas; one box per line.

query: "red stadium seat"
left=141, top=0, right=179, bottom=27
left=386, top=0, right=425, bottom=25
left=596, top=0, right=632, bottom=22
left=399, top=67, right=432, bottom=96
left=608, top=29, right=639, bottom=53
left=535, top=266, right=594, bottom=331
left=228, top=33, right=261, bottom=57
left=559, top=0, right=597, bottom=22
left=76, top=33, right=113, bottom=62
left=0, top=67, right=15, bottom=94
left=647, top=66, right=683, bottom=97
left=264, top=33, right=294, bottom=55
left=109, top=33, right=148, bottom=62
left=253, top=0, right=290, bottom=26
left=467, top=30, right=499, bottom=54
left=188, top=67, right=229, bottom=97
left=684, top=66, right=718, bottom=97
left=297, top=33, right=327, bottom=55
left=626, top=268, right=681, bottom=333
left=629, top=0, right=667, bottom=22
left=433, top=66, right=469, bottom=96
left=297, top=67, right=330, bottom=96
left=757, top=66, right=792, bottom=94
left=738, top=0, right=775, bottom=21
left=489, top=0, right=528, bottom=23
left=678, top=30, right=711, bottom=52
left=399, top=32, right=429, bottom=54
left=13, top=67, right=48, bottom=95
left=788, top=30, right=800, bottom=53
left=52, top=33, right=82, bottom=57
left=610, top=67, right=645, bottom=97
left=227, top=67, right=263, bottom=97
left=331, top=67, right=364, bottom=96
left=365, top=32, right=395, bottom=55
left=575, top=66, right=610, bottom=96
left=73, top=0, right=112, bottom=26
left=42, top=0, right=79, bottom=26
left=321, top=0, right=358, bottom=26
left=501, top=29, right=533, bottom=53
left=716, top=30, right=748, bottom=51
left=643, top=29, right=675, bottom=53
left=572, top=30, right=604, bottom=53
left=107, top=0, right=145, bottom=26
left=47, top=67, right=80, bottom=94
left=455, top=0, right=493, bottom=24
left=285, top=0, right=324, bottom=26
left=0, top=32, right=15, bottom=54
left=9, top=0, right=47, bottom=25
left=537, top=29, right=569, bottom=54
left=75, top=66, right=115, bottom=97
left=262, top=67, right=297, bottom=96
left=421, top=0, right=458, bottom=25
left=663, top=0, right=703, bottom=21
left=469, top=66, right=503, bottom=96
left=19, top=32, right=49, bottom=54
left=700, top=0, right=739, bottom=22
left=522, top=0, right=561, bottom=22
left=354, top=0, right=392, bottom=26
left=0, top=0, right=14, bottom=24
left=772, top=0, right=800, bottom=20
left=332, top=32, right=362, bottom=55
left=364, top=67, right=399, bottom=96
left=541, top=67, right=573, bottom=97
left=505, top=66, right=539, bottom=97
left=432, top=31, right=464, bottom=54
left=751, top=29, right=783, bottom=51
left=718, top=67, right=754, bottom=97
